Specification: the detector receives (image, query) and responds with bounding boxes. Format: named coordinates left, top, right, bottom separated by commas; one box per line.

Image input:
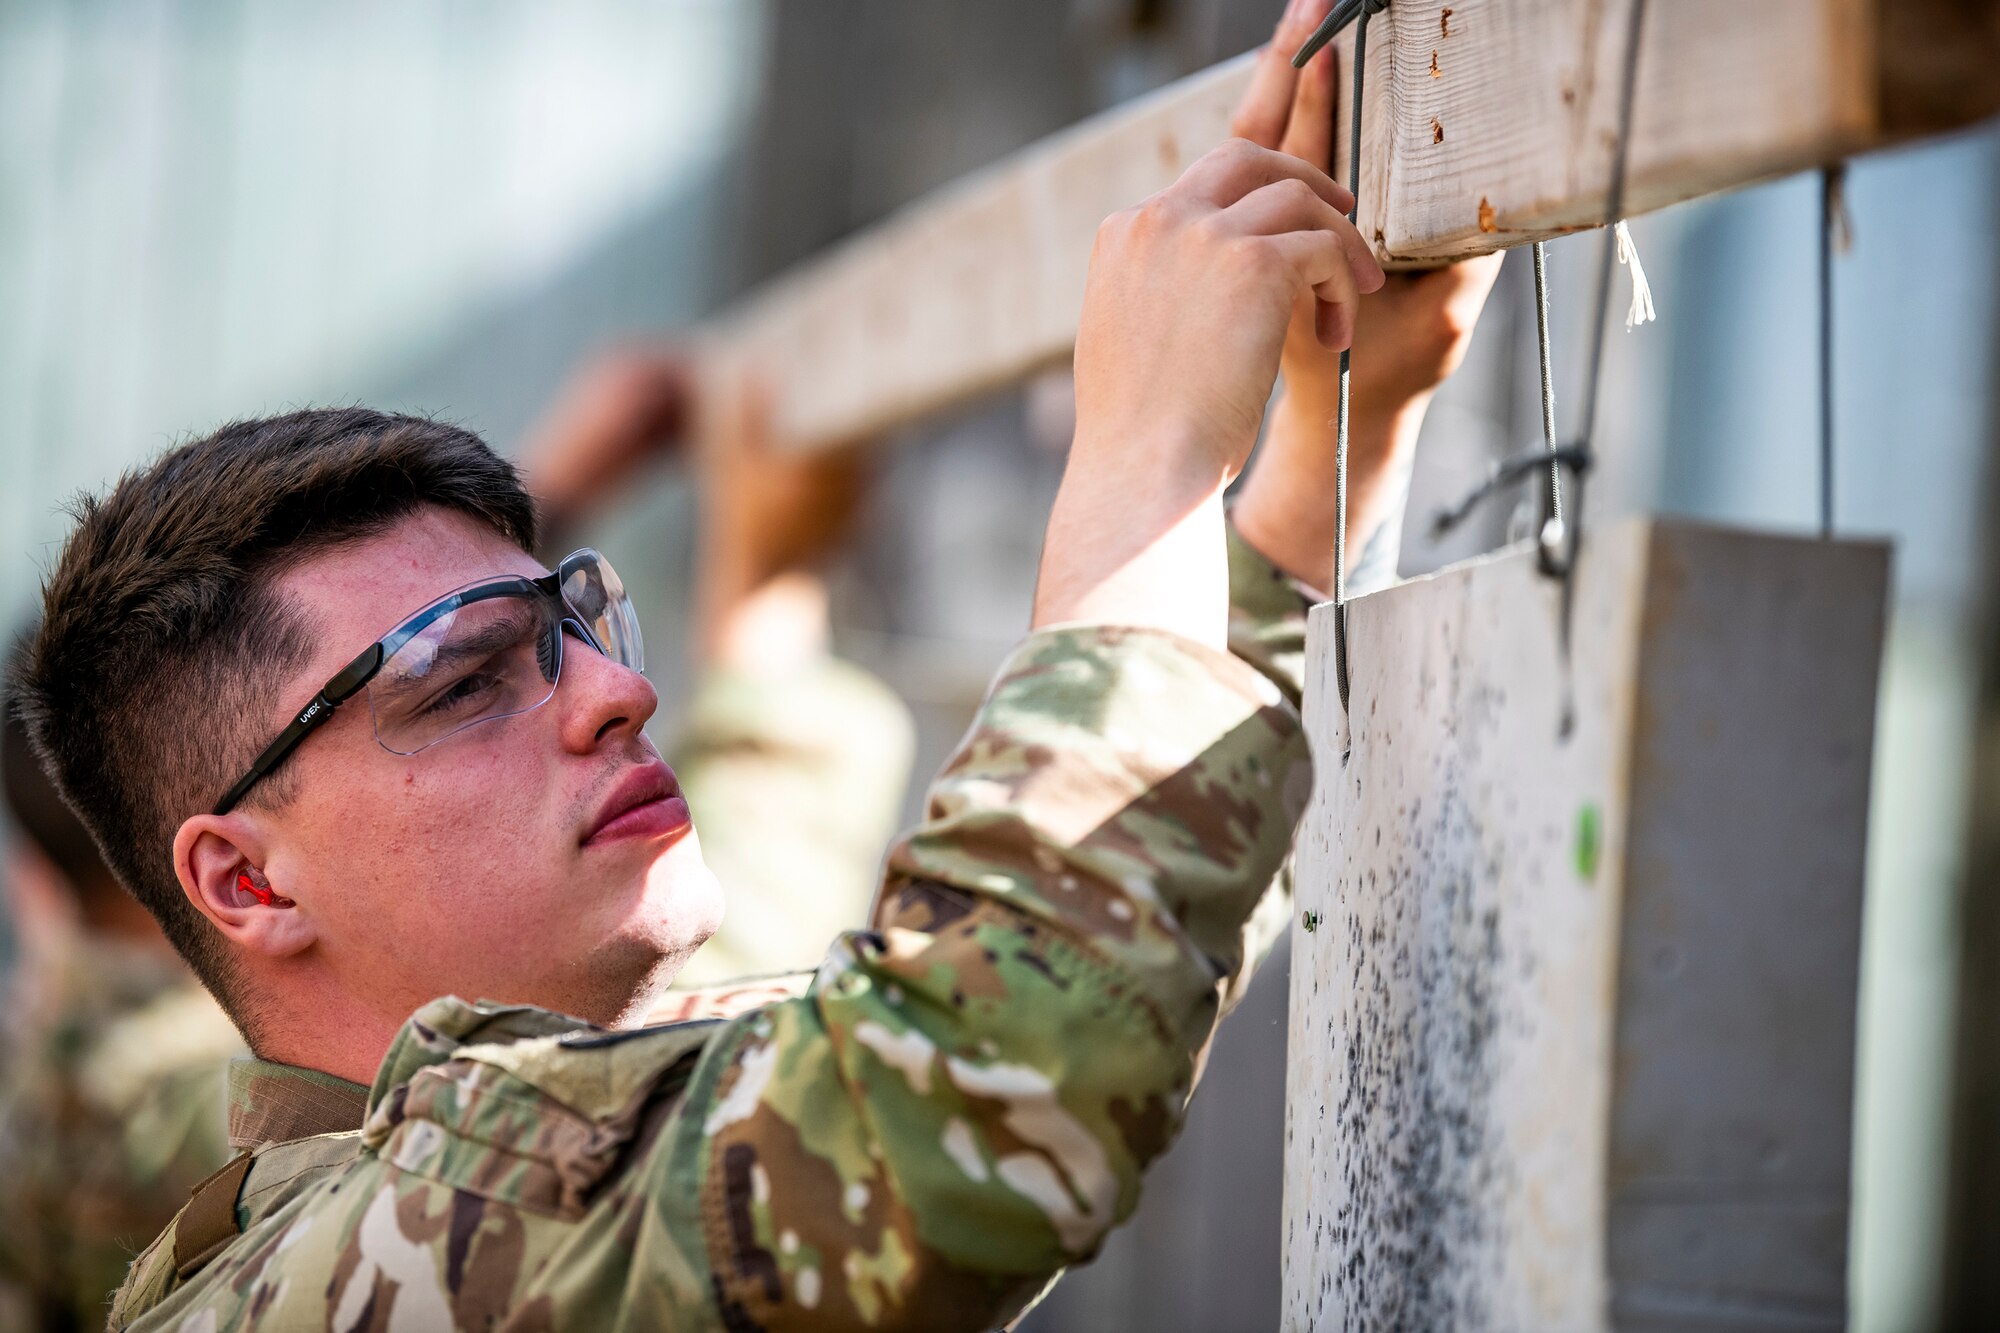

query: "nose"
left=555, top=633, right=658, bottom=752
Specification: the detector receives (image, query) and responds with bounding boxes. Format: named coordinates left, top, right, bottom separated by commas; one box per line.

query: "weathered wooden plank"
left=1280, top=519, right=1890, bottom=1331
left=1379, top=0, right=1875, bottom=256
left=704, top=0, right=2000, bottom=452
left=703, top=53, right=1257, bottom=451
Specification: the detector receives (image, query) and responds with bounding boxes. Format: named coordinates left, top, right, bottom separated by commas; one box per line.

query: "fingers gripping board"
left=1281, top=519, right=1889, bottom=1331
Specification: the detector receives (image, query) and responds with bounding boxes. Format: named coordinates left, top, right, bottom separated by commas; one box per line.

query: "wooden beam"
left=702, top=0, right=1999, bottom=452
left=702, top=53, right=1256, bottom=451
left=1280, top=520, right=1890, bottom=1330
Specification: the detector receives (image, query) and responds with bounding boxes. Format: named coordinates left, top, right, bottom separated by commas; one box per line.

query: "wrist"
left=1235, top=394, right=1430, bottom=591
left=1255, top=394, right=1425, bottom=519
left=1034, top=434, right=1230, bottom=648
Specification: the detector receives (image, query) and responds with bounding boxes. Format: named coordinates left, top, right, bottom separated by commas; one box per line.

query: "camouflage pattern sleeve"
left=688, top=623, right=1312, bottom=1328
left=671, top=654, right=915, bottom=988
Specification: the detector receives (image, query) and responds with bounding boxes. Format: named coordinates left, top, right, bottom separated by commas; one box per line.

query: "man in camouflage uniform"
left=14, top=4, right=1505, bottom=1326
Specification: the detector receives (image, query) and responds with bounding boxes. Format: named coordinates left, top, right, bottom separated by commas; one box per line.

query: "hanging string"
left=1615, top=221, right=1656, bottom=329
left=1295, top=0, right=1386, bottom=715
left=1819, top=164, right=1848, bottom=538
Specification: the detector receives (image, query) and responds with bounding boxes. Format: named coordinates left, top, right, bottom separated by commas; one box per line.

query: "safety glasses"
left=211, top=548, right=642, bottom=816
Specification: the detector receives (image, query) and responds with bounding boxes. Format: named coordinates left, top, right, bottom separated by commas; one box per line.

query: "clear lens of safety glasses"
left=367, top=592, right=563, bottom=756
left=362, top=550, right=642, bottom=758
left=559, top=549, right=644, bottom=673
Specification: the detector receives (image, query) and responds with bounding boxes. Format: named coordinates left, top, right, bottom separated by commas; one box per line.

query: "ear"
left=172, top=814, right=317, bottom=959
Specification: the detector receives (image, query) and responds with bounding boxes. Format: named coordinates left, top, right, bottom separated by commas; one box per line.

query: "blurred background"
left=2, top=2, right=1997, bottom=1329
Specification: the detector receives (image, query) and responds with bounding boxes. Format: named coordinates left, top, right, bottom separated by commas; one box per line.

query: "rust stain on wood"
left=1440, top=7, right=1453, bottom=38
left=1430, top=50, right=1441, bottom=78
left=1433, top=118, right=1446, bottom=143
left=1477, top=196, right=1497, bottom=232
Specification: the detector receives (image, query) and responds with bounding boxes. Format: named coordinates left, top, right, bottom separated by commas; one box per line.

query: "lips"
left=583, top=760, right=692, bottom=847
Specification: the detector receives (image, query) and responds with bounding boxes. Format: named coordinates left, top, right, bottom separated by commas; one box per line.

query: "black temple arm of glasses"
left=211, top=643, right=385, bottom=816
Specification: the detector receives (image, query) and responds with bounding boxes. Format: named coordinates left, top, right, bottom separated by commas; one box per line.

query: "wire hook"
left=1291, top=0, right=1388, bottom=70
left=1301, top=0, right=1389, bottom=716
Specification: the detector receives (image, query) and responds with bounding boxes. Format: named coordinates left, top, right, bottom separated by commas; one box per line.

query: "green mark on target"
left=1575, top=803, right=1602, bottom=882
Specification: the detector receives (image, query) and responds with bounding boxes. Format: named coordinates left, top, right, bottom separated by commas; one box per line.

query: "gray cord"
left=1819, top=165, right=1841, bottom=539
left=1291, top=0, right=1368, bottom=70
left=1431, top=250, right=1571, bottom=546
left=1432, top=446, right=1593, bottom=538
left=1533, top=240, right=1565, bottom=559
left=1427, top=0, right=1648, bottom=707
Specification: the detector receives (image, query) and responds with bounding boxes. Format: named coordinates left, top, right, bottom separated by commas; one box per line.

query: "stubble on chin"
left=583, top=850, right=722, bottom=1028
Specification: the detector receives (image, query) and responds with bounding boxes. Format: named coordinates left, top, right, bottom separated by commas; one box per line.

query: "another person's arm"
left=520, top=347, right=693, bottom=548
left=671, top=381, right=913, bottom=985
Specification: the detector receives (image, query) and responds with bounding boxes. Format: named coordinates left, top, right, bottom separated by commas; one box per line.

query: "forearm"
left=517, top=350, right=692, bottom=545
left=1230, top=390, right=1429, bottom=596
left=679, top=530, right=916, bottom=986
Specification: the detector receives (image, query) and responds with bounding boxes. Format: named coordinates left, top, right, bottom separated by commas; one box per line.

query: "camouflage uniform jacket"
left=110, top=526, right=1313, bottom=1331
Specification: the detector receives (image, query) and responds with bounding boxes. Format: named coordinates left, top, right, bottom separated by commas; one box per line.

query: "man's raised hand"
left=1222, top=0, right=1504, bottom=592
left=1071, top=138, right=1385, bottom=483
left=1036, top=137, right=1383, bottom=647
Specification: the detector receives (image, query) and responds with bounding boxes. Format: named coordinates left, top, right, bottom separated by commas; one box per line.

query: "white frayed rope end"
left=1615, top=219, right=1656, bottom=329
left=1825, top=165, right=1855, bottom=256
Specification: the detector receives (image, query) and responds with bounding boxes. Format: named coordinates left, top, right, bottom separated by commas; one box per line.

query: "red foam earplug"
left=238, top=872, right=294, bottom=909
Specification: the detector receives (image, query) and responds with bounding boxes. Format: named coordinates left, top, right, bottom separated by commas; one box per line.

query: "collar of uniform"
left=365, top=996, right=592, bottom=1120
left=225, top=1057, right=369, bottom=1149
left=226, top=999, right=582, bottom=1148
left=230, top=990, right=808, bottom=1148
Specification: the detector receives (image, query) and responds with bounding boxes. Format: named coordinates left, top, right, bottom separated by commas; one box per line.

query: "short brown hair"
left=10, top=409, right=537, bottom=1016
